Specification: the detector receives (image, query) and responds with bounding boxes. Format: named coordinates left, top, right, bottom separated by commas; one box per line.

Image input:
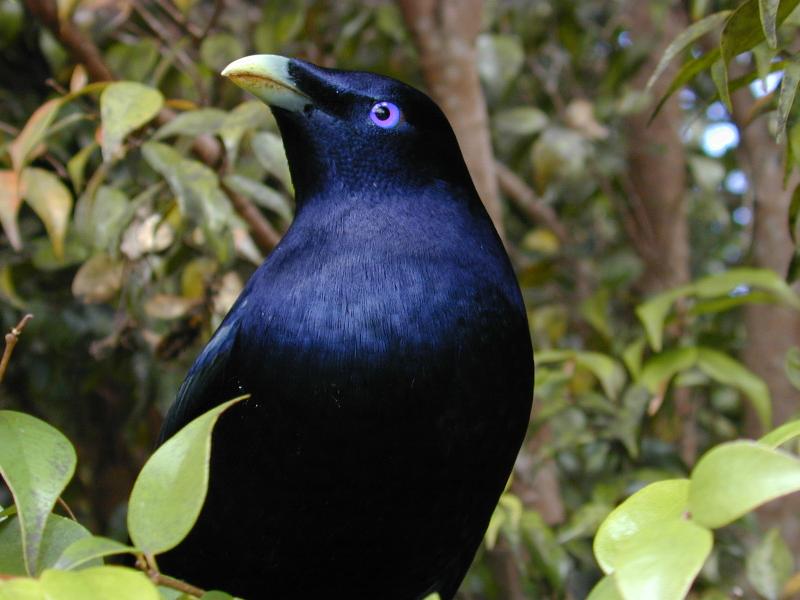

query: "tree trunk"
left=623, top=3, right=696, bottom=464
left=624, top=1, right=690, bottom=293
left=398, top=0, right=503, bottom=236
left=732, top=68, right=800, bottom=555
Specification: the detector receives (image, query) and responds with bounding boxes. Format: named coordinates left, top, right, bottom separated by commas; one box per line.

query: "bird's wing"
left=158, top=318, right=242, bottom=445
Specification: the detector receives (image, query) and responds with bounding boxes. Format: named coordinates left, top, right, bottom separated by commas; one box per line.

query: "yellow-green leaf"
left=9, top=98, right=62, bottom=174
left=71, top=254, right=124, bottom=304
left=760, top=419, right=800, bottom=448
left=100, top=82, right=163, bottom=162
left=20, top=168, right=73, bottom=260
left=689, top=441, right=800, bottom=528
left=40, top=566, right=160, bottom=600
left=696, top=347, right=771, bottom=430
left=594, top=479, right=711, bottom=600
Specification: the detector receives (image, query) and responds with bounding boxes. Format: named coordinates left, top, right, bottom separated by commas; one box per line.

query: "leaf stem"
left=136, top=553, right=206, bottom=598
left=0, top=314, right=33, bottom=384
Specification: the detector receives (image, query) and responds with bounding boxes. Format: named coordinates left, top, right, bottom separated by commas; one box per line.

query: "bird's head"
left=222, top=55, right=474, bottom=205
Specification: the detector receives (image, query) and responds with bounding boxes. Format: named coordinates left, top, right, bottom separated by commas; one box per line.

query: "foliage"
left=2, top=0, right=800, bottom=598
left=0, top=400, right=246, bottom=598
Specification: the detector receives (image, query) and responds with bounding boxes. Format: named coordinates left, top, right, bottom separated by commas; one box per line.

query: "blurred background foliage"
left=3, top=0, right=800, bottom=597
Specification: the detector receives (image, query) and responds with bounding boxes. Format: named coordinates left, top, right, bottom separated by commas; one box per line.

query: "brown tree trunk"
left=732, top=94, right=800, bottom=430
left=623, top=3, right=696, bottom=464
left=732, top=68, right=800, bottom=555
left=624, top=2, right=690, bottom=293
left=398, top=0, right=503, bottom=236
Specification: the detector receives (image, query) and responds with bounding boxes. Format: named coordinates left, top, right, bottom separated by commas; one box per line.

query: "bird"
left=156, top=54, right=534, bottom=600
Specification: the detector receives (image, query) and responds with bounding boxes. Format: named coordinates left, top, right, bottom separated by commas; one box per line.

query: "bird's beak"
left=221, top=54, right=312, bottom=113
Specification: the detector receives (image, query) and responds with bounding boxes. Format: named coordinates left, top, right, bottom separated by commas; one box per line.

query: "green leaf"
left=493, top=107, right=549, bottom=138
left=519, top=511, right=570, bottom=592
left=9, top=98, right=62, bottom=174
left=635, top=286, right=689, bottom=351
left=21, top=168, right=73, bottom=260
left=693, top=268, right=800, bottom=308
left=53, top=536, right=136, bottom=571
left=760, top=419, right=800, bottom=448
left=40, top=566, right=160, bottom=600
left=85, top=186, right=131, bottom=253
left=251, top=132, right=293, bottom=193
left=614, top=519, right=711, bottom=600
left=696, top=348, right=771, bottom=429
left=223, top=174, right=293, bottom=222
left=0, top=514, right=93, bottom=576
left=141, top=142, right=232, bottom=259
left=759, top=0, right=781, bottom=47
left=594, top=479, right=691, bottom=572
left=200, top=592, right=234, bottom=600
left=586, top=575, right=624, bottom=600
left=651, top=51, right=719, bottom=121
left=785, top=347, right=800, bottom=391
left=646, top=10, right=732, bottom=93
left=100, top=82, right=163, bottom=162
left=622, top=338, right=646, bottom=379
left=652, top=0, right=800, bottom=120
left=594, top=479, right=710, bottom=600
left=66, top=142, right=98, bottom=194
left=199, top=33, right=245, bottom=73
left=639, top=347, right=698, bottom=393
left=0, top=577, right=43, bottom=600
left=536, top=350, right=626, bottom=399
left=689, top=441, right=800, bottom=528
left=753, top=42, right=780, bottom=86
left=710, top=59, right=732, bottom=112
left=789, top=184, right=800, bottom=245
left=776, top=59, right=800, bottom=142
left=219, top=101, right=275, bottom=162
left=0, top=411, right=77, bottom=574
left=153, top=109, right=228, bottom=140
left=746, top=528, right=793, bottom=600
left=476, top=34, right=524, bottom=97
left=71, top=253, right=125, bottom=304
left=127, top=396, right=248, bottom=555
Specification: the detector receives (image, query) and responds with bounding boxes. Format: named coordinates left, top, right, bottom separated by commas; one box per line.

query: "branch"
left=24, top=0, right=113, bottom=82
left=222, top=182, right=282, bottom=251
left=0, top=314, right=33, bottom=384
left=494, top=161, right=569, bottom=243
left=151, top=0, right=204, bottom=41
left=24, top=0, right=281, bottom=254
left=137, top=553, right=205, bottom=597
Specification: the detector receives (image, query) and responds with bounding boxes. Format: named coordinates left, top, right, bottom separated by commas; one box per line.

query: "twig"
left=494, top=161, right=569, bottom=243
left=56, top=497, right=77, bottom=521
left=24, top=0, right=282, bottom=255
left=199, top=0, right=225, bottom=39
left=137, top=553, right=206, bottom=597
left=152, top=0, right=203, bottom=41
left=222, top=182, right=283, bottom=251
left=0, top=314, right=33, bottom=384
left=24, top=0, right=113, bottom=81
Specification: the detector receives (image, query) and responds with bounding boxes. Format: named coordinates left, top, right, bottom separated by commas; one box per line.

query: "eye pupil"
left=370, top=102, right=401, bottom=129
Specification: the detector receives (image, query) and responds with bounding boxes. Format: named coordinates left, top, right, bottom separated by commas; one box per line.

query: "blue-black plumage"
left=157, top=55, right=534, bottom=600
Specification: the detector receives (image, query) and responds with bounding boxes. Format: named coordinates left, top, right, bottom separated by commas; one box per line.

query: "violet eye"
left=369, top=101, right=401, bottom=128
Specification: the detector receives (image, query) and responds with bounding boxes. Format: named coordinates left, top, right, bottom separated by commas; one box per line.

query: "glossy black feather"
left=157, top=59, right=533, bottom=600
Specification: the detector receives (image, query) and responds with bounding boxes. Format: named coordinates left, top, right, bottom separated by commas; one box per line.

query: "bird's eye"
left=369, top=102, right=401, bottom=129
